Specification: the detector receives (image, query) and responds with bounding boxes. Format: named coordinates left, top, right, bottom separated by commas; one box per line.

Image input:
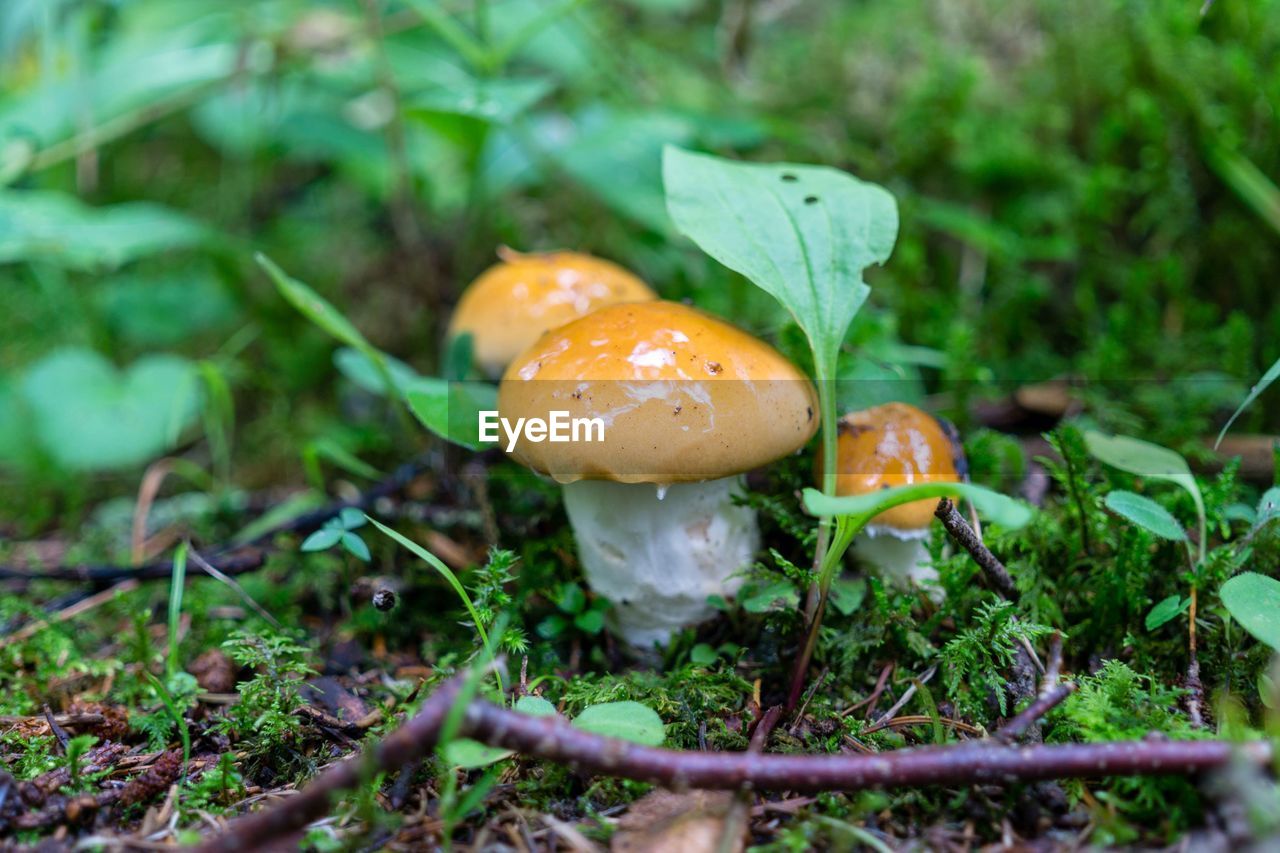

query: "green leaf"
left=341, top=533, right=371, bottom=562
left=536, top=614, right=568, bottom=638
left=1144, top=594, right=1190, bottom=631
left=300, top=529, right=342, bottom=551
left=409, top=76, right=554, bottom=124
left=1216, top=357, right=1280, bottom=448
left=257, top=255, right=373, bottom=358
left=402, top=379, right=498, bottom=451
left=514, top=695, right=558, bottom=717
left=829, top=577, right=867, bottom=616
left=442, top=738, right=514, bottom=769
left=167, top=543, right=189, bottom=679
left=442, top=693, right=559, bottom=769
left=663, top=146, right=898, bottom=370
left=573, top=609, right=604, bottom=634
left=1083, top=431, right=1204, bottom=546
left=552, top=110, right=695, bottom=233
left=339, top=508, right=368, bottom=530
left=20, top=348, right=201, bottom=471
left=336, top=346, right=497, bottom=450
left=1258, top=488, right=1280, bottom=527
left=1224, top=503, right=1258, bottom=524
left=689, top=643, right=717, bottom=665
left=303, top=438, right=383, bottom=483
left=557, top=583, right=586, bottom=614
left=230, top=491, right=327, bottom=547
left=1103, top=491, right=1187, bottom=541
left=571, top=701, right=664, bottom=746
left=334, top=346, right=421, bottom=397
left=0, top=190, right=212, bottom=270
left=263, top=258, right=494, bottom=450
left=802, top=481, right=1033, bottom=528
left=257, top=257, right=412, bottom=427
left=1220, top=572, right=1280, bottom=650
left=741, top=580, right=799, bottom=614
left=95, top=270, right=238, bottom=346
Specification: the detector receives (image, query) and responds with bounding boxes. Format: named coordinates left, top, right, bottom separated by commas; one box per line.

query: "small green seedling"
left=301, top=507, right=371, bottom=562
left=536, top=582, right=610, bottom=639
left=1083, top=431, right=1211, bottom=635
left=63, top=734, right=98, bottom=792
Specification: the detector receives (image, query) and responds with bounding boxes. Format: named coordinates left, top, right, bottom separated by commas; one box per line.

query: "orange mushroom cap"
left=499, top=301, right=818, bottom=485
left=826, top=402, right=964, bottom=533
left=448, top=249, right=657, bottom=377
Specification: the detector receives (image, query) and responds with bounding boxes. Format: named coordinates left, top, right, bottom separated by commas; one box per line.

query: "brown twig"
left=870, top=665, right=937, bottom=728
left=1042, top=632, right=1064, bottom=693
left=42, top=706, right=70, bottom=752
left=995, top=683, right=1077, bottom=744
left=719, top=705, right=781, bottom=853
left=934, top=497, right=1017, bottom=599
left=0, top=712, right=105, bottom=731
left=0, top=580, right=142, bottom=649
left=1186, top=587, right=1205, bottom=728
left=0, top=454, right=435, bottom=586
left=200, top=676, right=1270, bottom=852
left=861, top=715, right=985, bottom=737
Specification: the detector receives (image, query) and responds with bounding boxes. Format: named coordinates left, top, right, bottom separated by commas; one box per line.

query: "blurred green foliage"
left=2, top=0, right=1280, bottom=846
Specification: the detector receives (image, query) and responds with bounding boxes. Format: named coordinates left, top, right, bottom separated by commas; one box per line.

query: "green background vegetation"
left=2, top=0, right=1279, bottom=848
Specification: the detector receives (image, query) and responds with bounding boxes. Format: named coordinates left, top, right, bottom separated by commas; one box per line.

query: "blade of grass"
left=167, top=542, right=188, bottom=679
left=365, top=516, right=498, bottom=682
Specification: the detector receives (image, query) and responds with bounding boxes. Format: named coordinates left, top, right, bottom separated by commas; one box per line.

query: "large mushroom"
left=447, top=248, right=656, bottom=378
left=825, top=402, right=965, bottom=589
left=498, top=301, right=818, bottom=647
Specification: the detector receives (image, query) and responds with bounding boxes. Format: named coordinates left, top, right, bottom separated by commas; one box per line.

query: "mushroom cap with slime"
left=498, top=301, right=818, bottom=485
left=448, top=250, right=656, bottom=376
left=826, top=402, right=964, bottom=534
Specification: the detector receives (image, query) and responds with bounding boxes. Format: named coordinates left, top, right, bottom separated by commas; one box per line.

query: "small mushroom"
left=499, top=301, right=817, bottom=646
left=448, top=248, right=656, bottom=378
left=825, top=402, right=965, bottom=589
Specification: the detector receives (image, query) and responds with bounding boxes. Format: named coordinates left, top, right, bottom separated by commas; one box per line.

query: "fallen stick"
left=934, top=497, right=1017, bottom=598
left=197, top=675, right=1273, bottom=852
left=0, top=454, right=437, bottom=585
left=995, top=683, right=1076, bottom=743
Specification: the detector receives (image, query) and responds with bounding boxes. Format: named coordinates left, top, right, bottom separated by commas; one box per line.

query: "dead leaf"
left=612, top=790, right=741, bottom=853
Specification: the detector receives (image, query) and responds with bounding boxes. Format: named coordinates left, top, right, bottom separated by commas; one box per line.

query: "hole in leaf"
left=804, top=195, right=819, bottom=204
left=780, top=173, right=798, bottom=182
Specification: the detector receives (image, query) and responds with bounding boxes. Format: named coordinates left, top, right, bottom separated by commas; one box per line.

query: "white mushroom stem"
left=852, top=527, right=937, bottom=589
left=561, top=477, right=759, bottom=647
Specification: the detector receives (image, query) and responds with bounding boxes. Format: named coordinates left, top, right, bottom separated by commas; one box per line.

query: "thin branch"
left=1042, top=632, right=1064, bottom=694
left=1186, top=587, right=1205, bottom=728
left=0, top=579, right=141, bottom=649
left=870, top=665, right=937, bottom=728
left=719, top=704, right=780, bottom=853
left=188, top=548, right=282, bottom=629
left=198, top=675, right=1273, bottom=852
left=0, top=455, right=435, bottom=585
left=995, top=683, right=1077, bottom=743
left=934, top=497, right=1017, bottom=598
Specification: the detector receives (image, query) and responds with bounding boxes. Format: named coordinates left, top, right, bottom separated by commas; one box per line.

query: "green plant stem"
left=801, top=368, right=839, bottom=624
left=789, top=359, right=842, bottom=710
left=787, top=513, right=863, bottom=710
